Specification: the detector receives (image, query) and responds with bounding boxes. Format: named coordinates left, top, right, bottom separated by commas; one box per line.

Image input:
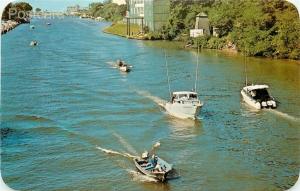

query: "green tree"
left=2, top=3, right=13, bottom=20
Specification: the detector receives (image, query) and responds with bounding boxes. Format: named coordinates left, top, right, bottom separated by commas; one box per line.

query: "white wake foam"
left=96, top=146, right=137, bottom=159
left=268, top=110, right=300, bottom=123
left=106, top=61, right=117, bottom=68
left=134, top=89, right=167, bottom=106
left=112, top=132, right=139, bottom=155
left=126, top=169, right=158, bottom=183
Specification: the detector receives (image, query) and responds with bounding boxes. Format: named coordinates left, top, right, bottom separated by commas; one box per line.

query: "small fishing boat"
left=162, top=91, right=203, bottom=119
left=116, top=60, right=131, bottom=72
left=30, top=41, right=38, bottom=46
left=241, top=85, right=276, bottom=109
left=133, top=151, right=173, bottom=182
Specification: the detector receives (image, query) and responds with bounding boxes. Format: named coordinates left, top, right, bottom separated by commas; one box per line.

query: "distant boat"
left=133, top=151, right=173, bottom=182
left=95, top=16, right=104, bottom=21
left=46, top=22, right=51, bottom=25
left=30, top=41, right=38, bottom=46
left=241, top=85, right=276, bottom=109
left=161, top=49, right=203, bottom=120
left=241, top=51, right=277, bottom=109
left=30, top=25, right=35, bottom=29
left=116, top=60, right=132, bottom=72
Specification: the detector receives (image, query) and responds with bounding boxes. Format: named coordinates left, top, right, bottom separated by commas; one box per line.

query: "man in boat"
left=171, top=95, right=175, bottom=103
left=154, top=163, right=162, bottom=172
left=117, top=60, right=124, bottom=67
left=149, top=155, right=157, bottom=166
left=141, top=151, right=149, bottom=160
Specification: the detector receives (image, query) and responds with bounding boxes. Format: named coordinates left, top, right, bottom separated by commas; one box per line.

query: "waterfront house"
left=190, top=12, right=210, bottom=37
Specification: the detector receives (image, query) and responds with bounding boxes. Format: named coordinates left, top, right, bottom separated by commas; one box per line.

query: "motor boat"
left=30, top=41, right=38, bottom=46
left=241, top=84, right=277, bottom=109
left=46, top=22, right=51, bottom=25
left=161, top=91, right=203, bottom=120
left=30, top=25, right=35, bottom=29
left=116, top=60, right=131, bottom=72
left=133, top=151, right=173, bottom=182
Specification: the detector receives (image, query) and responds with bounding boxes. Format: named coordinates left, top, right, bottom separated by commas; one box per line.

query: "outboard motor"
left=261, top=101, right=267, bottom=108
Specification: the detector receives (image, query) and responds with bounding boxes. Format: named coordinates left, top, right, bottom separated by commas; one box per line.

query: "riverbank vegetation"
left=159, top=0, right=300, bottom=60
left=2, top=2, right=32, bottom=22
left=88, top=1, right=127, bottom=22
left=92, top=0, right=299, bottom=60
left=103, top=23, right=141, bottom=38
left=2, top=2, right=32, bottom=34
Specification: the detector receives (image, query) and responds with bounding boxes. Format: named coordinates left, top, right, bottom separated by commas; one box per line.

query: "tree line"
left=85, top=0, right=300, bottom=60
left=88, top=1, right=127, bottom=22
left=2, top=2, right=32, bottom=22
left=159, top=0, right=300, bottom=60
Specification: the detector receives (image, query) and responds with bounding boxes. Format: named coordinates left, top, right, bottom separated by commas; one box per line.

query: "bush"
left=193, top=36, right=210, bottom=48
left=148, top=32, right=162, bottom=40
left=207, top=37, right=226, bottom=49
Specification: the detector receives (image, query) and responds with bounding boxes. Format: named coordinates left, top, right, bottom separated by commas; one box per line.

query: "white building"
left=190, top=12, right=210, bottom=38
left=128, top=0, right=144, bottom=25
left=112, top=0, right=127, bottom=5
left=129, top=0, right=144, bottom=18
left=66, top=5, right=80, bottom=15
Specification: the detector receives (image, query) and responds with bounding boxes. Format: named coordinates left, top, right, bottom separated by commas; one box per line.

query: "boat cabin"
left=171, top=91, right=199, bottom=103
left=242, top=85, right=276, bottom=109
left=243, top=85, right=272, bottom=101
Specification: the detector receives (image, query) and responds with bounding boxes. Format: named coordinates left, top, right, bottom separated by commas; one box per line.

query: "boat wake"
left=126, top=169, right=158, bottom=183
left=268, top=110, right=300, bottom=123
left=96, top=146, right=158, bottom=183
left=134, top=89, right=167, bottom=106
left=96, top=141, right=168, bottom=183
left=106, top=61, right=117, bottom=68
left=96, top=146, right=137, bottom=159
left=112, top=132, right=139, bottom=155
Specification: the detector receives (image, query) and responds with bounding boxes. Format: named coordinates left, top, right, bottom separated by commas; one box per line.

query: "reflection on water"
left=166, top=116, right=202, bottom=138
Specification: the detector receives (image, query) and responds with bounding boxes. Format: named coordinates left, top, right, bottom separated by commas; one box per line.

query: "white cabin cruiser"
left=241, top=85, right=277, bottom=109
left=163, top=91, right=203, bottom=120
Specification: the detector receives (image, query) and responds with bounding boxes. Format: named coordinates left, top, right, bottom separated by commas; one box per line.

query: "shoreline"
left=102, top=24, right=300, bottom=63
left=1, top=20, right=20, bottom=35
left=103, top=23, right=146, bottom=40
left=1, top=20, right=30, bottom=35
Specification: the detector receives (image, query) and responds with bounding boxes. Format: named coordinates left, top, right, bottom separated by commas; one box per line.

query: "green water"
left=1, top=17, right=300, bottom=191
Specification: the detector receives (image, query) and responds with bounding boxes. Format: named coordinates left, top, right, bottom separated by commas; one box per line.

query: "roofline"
left=172, top=91, right=197, bottom=94
left=244, top=85, right=269, bottom=90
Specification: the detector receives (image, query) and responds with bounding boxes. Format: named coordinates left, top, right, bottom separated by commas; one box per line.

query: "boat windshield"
left=251, top=89, right=271, bottom=101
left=178, top=94, right=188, bottom=99
left=189, top=94, right=198, bottom=99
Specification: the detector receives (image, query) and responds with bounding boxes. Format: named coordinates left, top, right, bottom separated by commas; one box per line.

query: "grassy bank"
left=103, top=23, right=142, bottom=38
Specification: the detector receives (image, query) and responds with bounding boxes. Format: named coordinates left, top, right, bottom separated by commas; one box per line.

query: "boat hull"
left=241, top=90, right=261, bottom=109
left=119, top=66, right=130, bottom=72
left=164, top=102, right=202, bottom=120
left=133, top=158, right=167, bottom=182
left=241, top=90, right=276, bottom=109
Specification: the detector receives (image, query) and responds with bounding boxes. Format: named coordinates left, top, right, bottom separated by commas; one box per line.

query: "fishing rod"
left=164, top=50, right=172, bottom=99
left=194, top=44, right=200, bottom=92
